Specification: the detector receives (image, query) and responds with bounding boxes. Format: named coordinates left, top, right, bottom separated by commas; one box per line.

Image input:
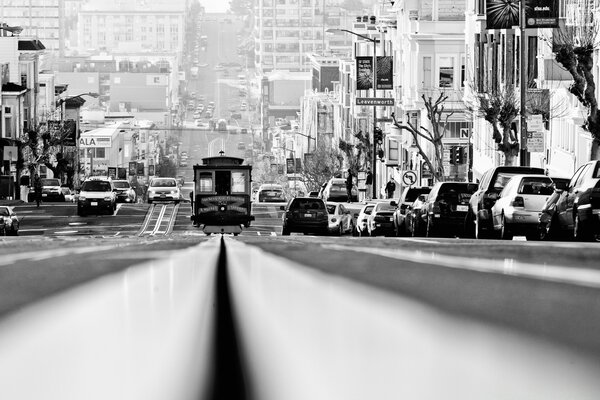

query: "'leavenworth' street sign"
left=356, top=98, right=395, bottom=106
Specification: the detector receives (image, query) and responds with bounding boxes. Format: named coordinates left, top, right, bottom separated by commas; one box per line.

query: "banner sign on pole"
left=129, top=162, right=137, bottom=176
left=486, top=0, right=519, bottom=29
left=376, top=56, right=393, bottom=90
left=356, top=56, right=373, bottom=90
left=118, top=167, right=127, bottom=179
left=526, top=0, right=559, bottom=28
left=137, top=163, right=145, bottom=176
left=148, top=165, right=155, bottom=176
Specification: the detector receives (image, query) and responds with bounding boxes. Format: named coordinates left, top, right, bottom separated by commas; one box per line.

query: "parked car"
left=468, top=166, right=545, bottom=238
left=231, top=113, right=242, bottom=120
left=489, top=174, right=556, bottom=240
left=405, top=194, right=430, bottom=237
left=112, top=180, right=137, bottom=203
left=147, top=177, right=181, bottom=204
left=321, top=178, right=358, bottom=202
left=0, top=206, right=19, bottom=235
left=392, top=186, right=432, bottom=236
left=548, top=160, right=600, bottom=241
left=217, top=119, right=228, bottom=131
left=424, top=182, right=478, bottom=238
left=367, top=201, right=398, bottom=236
left=77, top=177, right=117, bottom=216
left=326, top=202, right=355, bottom=236
left=257, top=184, right=287, bottom=203
left=281, top=197, right=328, bottom=235
left=355, top=203, right=375, bottom=237
left=40, top=178, right=64, bottom=202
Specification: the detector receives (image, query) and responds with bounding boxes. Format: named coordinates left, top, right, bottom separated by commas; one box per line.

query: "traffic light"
left=457, top=146, right=465, bottom=164
left=374, top=127, right=383, bottom=144
left=449, top=146, right=457, bottom=165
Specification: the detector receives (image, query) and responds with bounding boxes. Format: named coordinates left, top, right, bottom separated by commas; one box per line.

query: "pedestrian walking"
left=385, top=177, right=396, bottom=199
left=345, top=169, right=354, bottom=202
left=365, top=168, right=373, bottom=200
left=33, top=173, right=43, bottom=208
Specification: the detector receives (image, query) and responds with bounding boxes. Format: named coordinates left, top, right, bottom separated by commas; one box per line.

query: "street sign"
left=402, top=170, right=417, bottom=186
left=527, top=131, right=545, bottom=153
left=356, top=98, right=395, bottom=106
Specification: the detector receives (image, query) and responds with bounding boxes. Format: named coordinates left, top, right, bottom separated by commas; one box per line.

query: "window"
left=439, top=57, right=454, bottom=88
left=422, top=57, right=432, bottom=88
left=231, top=172, right=246, bottom=193
left=199, top=172, right=213, bottom=192
left=95, top=148, right=106, bottom=158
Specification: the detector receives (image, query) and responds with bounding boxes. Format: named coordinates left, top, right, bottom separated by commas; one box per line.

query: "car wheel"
left=426, top=218, right=434, bottom=238
left=148, top=200, right=153, bottom=204
left=337, top=224, right=343, bottom=236
left=574, top=212, right=590, bottom=241
left=500, top=214, right=513, bottom=240
left=475, top=214, right=488, bottom=239
left=541, top=214, right=559, bottom=241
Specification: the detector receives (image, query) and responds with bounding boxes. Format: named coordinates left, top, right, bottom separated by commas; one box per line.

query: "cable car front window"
left=199, top=172, right=213, bottom=192
left=231, top=172, right=246, bottom=193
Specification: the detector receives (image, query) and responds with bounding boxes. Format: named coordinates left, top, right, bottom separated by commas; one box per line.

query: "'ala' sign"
left=79, top=136, right=111, bottom=148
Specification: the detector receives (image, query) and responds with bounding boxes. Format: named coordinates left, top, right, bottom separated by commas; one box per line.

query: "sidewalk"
left=0, top=199, right=25, bottom=206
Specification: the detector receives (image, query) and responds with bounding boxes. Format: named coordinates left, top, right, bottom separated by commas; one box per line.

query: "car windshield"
left=41, top=179, right=60, bottom=186
left=0, top=208, right=10, bottom=216
left=331, top=184, right=345, bottom=191
left=518, top=177, right=554, bottom=195
left=363, top=205, right=374, bottom=215
left=376, top=203, right=396, bottom=212
left=112, top=182, right=130, bottom=188
left=405, top=188, right=431, bottom=202
left=290, top=199, right=325, bottom=210
left=326, top=205, right=337, bottom=214
left=437, top=183, right=478, bottom=203
left=151, top=179, right=176, bottom=187
left=81, top=181, right=112, bottom=191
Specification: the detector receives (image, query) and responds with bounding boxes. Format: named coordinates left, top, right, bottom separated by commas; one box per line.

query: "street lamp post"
left=326, top=28, right=379, bottom=198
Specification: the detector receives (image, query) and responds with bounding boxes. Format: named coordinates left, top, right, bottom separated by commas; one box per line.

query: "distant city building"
left=0, top=0, right=63, bottom=54
left=77, top=0, right=187, bottom=55
left=253, top=0, right=352, bottom=74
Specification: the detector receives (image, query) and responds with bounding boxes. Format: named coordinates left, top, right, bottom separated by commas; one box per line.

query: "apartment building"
left=77, top=0, right=186, bottom=55
left=0, top=0, right=63, bottom=54
left=254, top=0, right=352, bottom=74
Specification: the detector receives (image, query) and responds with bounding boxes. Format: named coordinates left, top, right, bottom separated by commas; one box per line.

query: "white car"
left=491, top=174, right=556, bottom=240
left=147, top=177, right=181, bottom=204
left=77, top=177, right=117, bottom=216
left=355, top=203, right=375, bottom=236
left=326, top=202, right=355, bottom=236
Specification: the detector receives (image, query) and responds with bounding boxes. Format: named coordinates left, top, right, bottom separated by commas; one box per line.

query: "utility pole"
left=519, top=0, right=529, bottom=166
left=372, top=39, right=378, bottom=199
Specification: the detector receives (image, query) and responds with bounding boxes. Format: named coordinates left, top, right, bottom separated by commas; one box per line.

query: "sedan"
left=491, top=174, right=556, bottom=240
left=281, top=197, right=329, bottom=235
left=0, top=206, right=20, bottom=236
left=147, top=177, right=181, bottom=204
left=326, top=202, right=355, bottom=236
left=367, top=202, right=398, bottom=237
left=112, top=180, right=137, bottom=203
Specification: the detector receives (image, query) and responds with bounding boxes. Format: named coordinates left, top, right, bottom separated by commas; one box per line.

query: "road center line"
left=323, top=244, right=600, bottom=289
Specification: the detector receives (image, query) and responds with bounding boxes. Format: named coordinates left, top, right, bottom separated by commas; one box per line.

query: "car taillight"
left=512, top=196, right=525, bottom=208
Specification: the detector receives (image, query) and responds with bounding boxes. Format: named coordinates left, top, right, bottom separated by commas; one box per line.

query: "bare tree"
left=338, top=129, right=372, bottom=177
left=467, top=85, right=520, bottom=165
left=301, top=145, right=344, bottom=191
left=390, top=92, right=454, bottom=182
left=552, top=3, right=600, bottom=160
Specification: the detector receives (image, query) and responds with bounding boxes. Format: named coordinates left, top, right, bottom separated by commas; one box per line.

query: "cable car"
left=190, top=152, right=254, bottom=235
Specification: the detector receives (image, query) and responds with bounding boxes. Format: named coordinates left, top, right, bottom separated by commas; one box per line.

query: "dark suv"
left=423, top=182, right=478, bottom=237
left=468, top=166, right=544, bottom=238
left=281, top=197, right=328, bottom=235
